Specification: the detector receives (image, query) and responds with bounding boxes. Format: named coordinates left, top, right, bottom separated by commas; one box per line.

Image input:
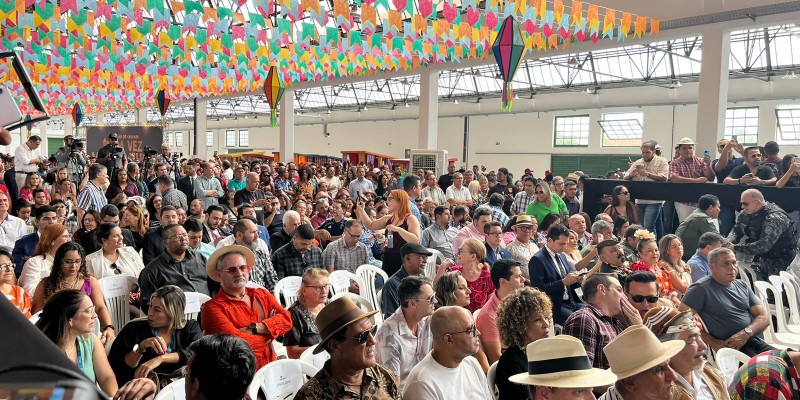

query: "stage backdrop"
left=83, top=125, right=163, bottom=162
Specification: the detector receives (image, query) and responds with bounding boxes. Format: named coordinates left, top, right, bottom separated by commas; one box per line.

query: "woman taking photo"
left=0, top=249, right=31, bottom=317
left=777, top=154, right=800, bottom=188
left=108, top=285, right=202, bottom=386
left=355, top=189, right=420, bottom=277
left=495, top=288, right=553, bottom=400
left=31, top=242, right=117, bottom=344
left=525, top=182, right=567, bottom=225
left=439, top=238, right=494, bottom=312
left=85, top=223, right=145, bottom=280
left=658, top=234, right=691, bottom=296
left=120, top=205, right=148, bottom=251
left=604, top=185, right=640, bottom=224
left=19, top=224, right=73, bottom=297
left=36, top=290, right=118, bottom=396
left=105, top=168, right=139, bottom=204
left=284, top=268, right=330, bottom=359
left=19, top=172, right=50, bottom=203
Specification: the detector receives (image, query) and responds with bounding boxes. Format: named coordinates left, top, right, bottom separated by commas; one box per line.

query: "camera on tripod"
left=171, top=152, right=183, bottom=160
left=143, top=146, right=158, bottom=157
left=109, top=145, right=123, bottom=160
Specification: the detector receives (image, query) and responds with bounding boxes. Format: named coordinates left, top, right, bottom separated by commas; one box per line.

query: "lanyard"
left=75, top=338, right=83, bottom=371
left=152, top=328, right=176, bottom=353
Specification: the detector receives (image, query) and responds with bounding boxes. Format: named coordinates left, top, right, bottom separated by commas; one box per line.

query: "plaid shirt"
left=669, top=156, right=708, bottom=180
left=270, top=242, right=324, bottom=279
left=562, top=303, right=628, bottom=369
left=511, top=191, right=535, bottom=216
left=730, top=349, right=800, bottom=400
left=489, top=205, right=509, bottom=226
left=322, top=238, right=370, bottom=273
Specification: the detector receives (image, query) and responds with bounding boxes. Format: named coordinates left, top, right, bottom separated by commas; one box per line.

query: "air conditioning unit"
left=410, top=149, right=449, bottom=178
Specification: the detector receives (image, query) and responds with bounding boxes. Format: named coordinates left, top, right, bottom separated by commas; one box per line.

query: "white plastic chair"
left=184, top=292, right=212, bottom=321
left=329, top=270, right=364, bottom=297
left=29, top=311, right=42, bottom=324
left=247, top=359, right=319, bottom=400
left=299, top=346, right=331, bottom=369
left=769, top=275, right=800, bottom=333
left=154, top=377, right=186, bottom=400
left=273, top=276, right=303, bottom=308
left=753, top=281, right=800, bottom=348
left=331, top=292, right=382, bottom=325
left=99, top=275, right=139, bottom=330
left=356, top=264, right=389, bottom=313
left=780, top=271, right=800, bottom=326
left=487, top=361, right=499, bottom=400
left=246, top=281, right=266, bottom=289
left=424, top=248, right=445, bottom=281
left=715, top=348, right=750, bottom=386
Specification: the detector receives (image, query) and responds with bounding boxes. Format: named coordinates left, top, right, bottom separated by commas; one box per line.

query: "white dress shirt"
left=0, top=214, right=27, bottom=249
left=14, top=143, right=42, bottom=173
left=19, top=254, right=54, bottom=297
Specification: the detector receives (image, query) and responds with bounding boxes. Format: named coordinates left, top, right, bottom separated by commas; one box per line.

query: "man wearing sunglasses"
left=375, top=275, right=436, bottom=386
left=403, top=306, right=493, bottom=399
left=624, top=271, right=660, bottom=318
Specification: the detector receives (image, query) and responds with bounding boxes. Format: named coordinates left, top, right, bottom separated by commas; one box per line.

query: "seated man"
left=269, top=210, right=302, bottom=252
left=600, top=325, right=684, bottom=400
left=475, top=259, right=526, bottom=364
left=483, top=221, right=511, bottom=266
left=643, top=306, right=728, bottom=399
left=563, top=274, right=641, bottom=369
left=375, top=276, right=435, bottom=385
left=319, top=199, right=348, bottom=246
left=530, top=224, right=584, bottom=325
left=452, top=207, right=492, bottom=257
left=403, top=306, right=494, bottom=399
left=271, top=224, right=324, bottom=279
left=322, top=219, right=370, bottom=274
left=382, top=243, right=432, bottom=319
left=687, top=232, right=724, bottom=282
left=201, top=246, right=292, bottom=369
left=623, top=271, right=660, bottom=318
left=679, top=247, right=774, bottom=357
left=215, top=218, right=278, bottom=291
left=420, top=205, right=458, bottom=261
left=114, top=334, right=257, bottom=400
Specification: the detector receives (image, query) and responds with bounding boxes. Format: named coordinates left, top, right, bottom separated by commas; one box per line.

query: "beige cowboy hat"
left=206, top=245, right=257, bottom=282
left=513, top=215, right=535, bottom=227
left=603, top=325, right=685, bottom=380
left=314, top=296, right=378, bottom=354
left=510, top=336, right=618, bottom=388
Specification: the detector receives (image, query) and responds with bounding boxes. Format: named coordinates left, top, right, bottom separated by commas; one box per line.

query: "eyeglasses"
left=345, top=326, right=378, bottom=345
left=620, top=191, right=630, bottom=195
left=486, top=232, right=503, bottom=237
left=63, top=259, right=82, bottom=266
left=110, top=263, right=121, bottom=275
left=448, top=325, right=478, bottom=337
left=412, top=294, right=437, bottom=305
left=534, top=191, right=546, bottom=194
left=515, top=226, right=534, bottom=232
left=0, top=263, right=12, bottom=272
left=222, top=265, right=249, bottom=275
left=304, top=284, right=330, bottom=292
left=630, top=295, right=659, bottom=304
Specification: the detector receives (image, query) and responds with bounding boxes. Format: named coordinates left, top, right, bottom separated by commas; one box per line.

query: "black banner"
left=83, top=125, right=163, bottom=162
left=582, top=178, right=800, bottom=217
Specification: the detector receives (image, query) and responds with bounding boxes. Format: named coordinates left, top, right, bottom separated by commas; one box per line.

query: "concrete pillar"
left=279, top=90, right=295, bottom=163
left=695, top=27, right=731, bottom=155
left=194, top=98, right=208, bottom=159
left=64, top=116, right=75, bottom=139
left=418, top=70, right=440, bottom=149
left=135, top=107, right=148, bottom=124
left=37, top=121, right=48, bottom=156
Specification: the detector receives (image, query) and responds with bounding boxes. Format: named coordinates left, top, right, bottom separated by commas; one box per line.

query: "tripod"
left=65, top=150, right=85, bottom=183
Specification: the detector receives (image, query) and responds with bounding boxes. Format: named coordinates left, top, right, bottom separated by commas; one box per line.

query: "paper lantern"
left=156, top=88, right=170, bottom=132
left=71, top=103, right=83, bottom=137
left=263, top=66, right=285, bottom=128
left=492, top=16, right=527, bottom=111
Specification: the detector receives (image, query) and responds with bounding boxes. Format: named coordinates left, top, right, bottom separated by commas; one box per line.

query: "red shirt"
left=201, top=287, right=292, bottom=368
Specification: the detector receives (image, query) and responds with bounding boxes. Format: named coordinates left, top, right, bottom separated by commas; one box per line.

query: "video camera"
left=69, top=138, right=85, bottom=152
left=143, top=146, right=158, bottom=157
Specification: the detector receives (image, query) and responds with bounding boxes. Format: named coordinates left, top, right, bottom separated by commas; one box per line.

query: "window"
left=554, top=115, right=590, bottom=147
left=226, top=130, right=236, bottom=147
left=239, top=129, right=249, bottom=147
left=599, top=112, right=644, bottom=147
left=777, top=105, right=800, bottom=145
left=206, top=131, right=214, bottom=146
left=174, top=131, right=183, bottom=147
left=725, top=107, right=759, bottom=145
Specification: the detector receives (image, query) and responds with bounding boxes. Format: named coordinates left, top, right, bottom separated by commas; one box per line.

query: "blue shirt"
left=687, top=250, right=710, bottom=282
left=409, top=200, right=422, bottom=224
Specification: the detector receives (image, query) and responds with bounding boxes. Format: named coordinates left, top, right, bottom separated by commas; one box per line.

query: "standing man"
left=438, top=161, right=456, bottom=192
left=562, top=180, right=581, bottom=216
left=624, top=140, right=669, bottom=237
left=294, top=296, right=400, bottom=399
left=712, top=138, right=745, bottom=236
left=486, top=194, right=509, bottom=226
left=668, top=137, right=714, bottom=222
left=234, top=172, right=274, bottom=227
left=53, top=135, right=88, bottom=183
left=194, top=161, right=224, bottom=209
left=403, top=175, right=423, bottom=223
left=96, top=132, right=128, bottom=174
left=158, top=175, right=188, bottom=211
left=319, top=166, right=341, bottom=198
left=511, top=176, right=536, bottom=216
left=403, top=306, right=494, bottom=399
left=675, top=194, right=721, bottom=260
left=723, top=146, right=777, bottom=186
left=488, top=167, right=518, bottom=216
left=13, top=135, right=44, bottom=196
left=176, top=160, right=199, bottom=204
left=227, top=165, right=247, bottom=192
left=476, top=259, right=526, bottom=364
left=76, top=164, right=109, bottom=223
left=530, top=225, right=584, bottom=325
left=202, top=246, right=291, bottom=368
left=347, top=166, right=375, bottom=199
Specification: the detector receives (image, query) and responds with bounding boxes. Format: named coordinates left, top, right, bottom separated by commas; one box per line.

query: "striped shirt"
left=511, top=191, right=535, bottom=216
left=77, top=181, right=107, bottom=213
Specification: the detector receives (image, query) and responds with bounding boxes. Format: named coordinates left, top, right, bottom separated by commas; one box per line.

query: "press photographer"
left=154, top=143, right=183, bottom=180
left=96, top=132, right=127, bottom=173
left=52, top=135, right=87, bottom=182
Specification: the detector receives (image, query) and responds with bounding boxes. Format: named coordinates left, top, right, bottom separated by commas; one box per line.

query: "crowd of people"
left=3, top=129, right=800, bottom=400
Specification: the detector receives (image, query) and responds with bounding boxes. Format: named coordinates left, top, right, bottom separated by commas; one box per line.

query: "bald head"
left=430, top=306, right=470, bottom=338
left=742, top=188, right=764, bottom=202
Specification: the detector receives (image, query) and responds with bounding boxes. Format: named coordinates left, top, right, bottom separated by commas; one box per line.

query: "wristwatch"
left=248, top=323, right=258, bottom=335
left=744, top=327, right=753, bottom=337
left=132, top=344, right=144, bottom=355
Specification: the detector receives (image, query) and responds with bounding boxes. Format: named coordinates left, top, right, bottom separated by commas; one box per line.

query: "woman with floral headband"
left=629, top=230, right=680, bottom=304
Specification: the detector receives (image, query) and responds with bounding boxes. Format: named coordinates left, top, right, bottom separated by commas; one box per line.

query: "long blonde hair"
left=468, top=180, right=482, bottom=201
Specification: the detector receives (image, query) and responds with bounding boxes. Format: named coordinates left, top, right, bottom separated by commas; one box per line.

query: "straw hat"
left=643, top=306, right=695, bottom=338
left=510, top=336, right=618, bottom=388
left=313, top=296, right=378, bottom=354
left=603, top=325, right=685, bottom=380
left=513, top=215, right=535, bottom=227
left=206, top=245, right=256, bottom=282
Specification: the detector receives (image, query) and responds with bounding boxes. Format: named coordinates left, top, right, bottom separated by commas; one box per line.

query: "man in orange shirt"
left=201, top=245, right=292, bottom=368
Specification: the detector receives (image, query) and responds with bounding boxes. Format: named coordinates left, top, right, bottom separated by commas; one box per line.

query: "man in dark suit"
left=176, top=161, right=199, bottom=204
left=12, top=205, right=57, bottom=277
left=142, top=205, right=179, bottom=266
left=530, top=224, right=585, bottom=325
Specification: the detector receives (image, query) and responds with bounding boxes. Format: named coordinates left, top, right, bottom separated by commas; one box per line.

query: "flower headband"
left=633, top=229, right=655, bottom=241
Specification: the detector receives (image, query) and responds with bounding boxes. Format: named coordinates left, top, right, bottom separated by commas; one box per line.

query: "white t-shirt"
left=445, top=185, right=471, bottom=201
left=402, top=352, right=493, bottom=400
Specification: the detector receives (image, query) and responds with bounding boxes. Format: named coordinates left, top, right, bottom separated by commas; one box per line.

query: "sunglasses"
left=222, top=265, right=249, bottom=275
left=534, top=191, right=546, bottom=194
left=346, top=325, right=378, bottom=345
left=630, top=295, right=659, bottom=304
left=448, top=325, right=478, bottom=337
left=110, top=263, right=122, bottom=275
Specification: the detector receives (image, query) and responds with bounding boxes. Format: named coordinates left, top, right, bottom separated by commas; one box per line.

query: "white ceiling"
left=580, top=0, right=790, bottom=21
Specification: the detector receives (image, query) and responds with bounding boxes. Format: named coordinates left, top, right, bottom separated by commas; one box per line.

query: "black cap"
left=400, top=243, right=433, bottom=258
left=108, top=132, right=118, bottom=139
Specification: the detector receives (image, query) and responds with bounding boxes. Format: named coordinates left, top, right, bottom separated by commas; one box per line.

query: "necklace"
left=223, top=289, right=246, bottom=300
